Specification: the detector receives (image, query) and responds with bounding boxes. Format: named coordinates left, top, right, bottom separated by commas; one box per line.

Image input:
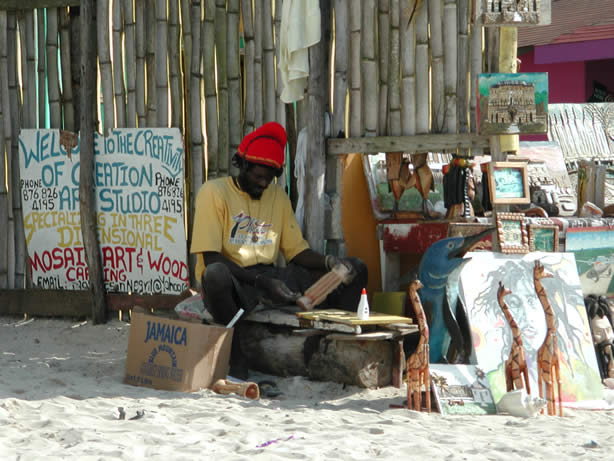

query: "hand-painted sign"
left=19, top=128, right=188, bottom=294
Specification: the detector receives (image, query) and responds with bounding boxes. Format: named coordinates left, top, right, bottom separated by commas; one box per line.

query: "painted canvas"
left=566, top=226, right=614, bottom=296
left=459, top=252, right=602, bottom=404
left=477, top=73, right=548, bottom=136
left=430, top=364, right=497, bottom=415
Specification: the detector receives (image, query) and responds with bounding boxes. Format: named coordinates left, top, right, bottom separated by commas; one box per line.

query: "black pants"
left=200, top=257, right=368, bottom=325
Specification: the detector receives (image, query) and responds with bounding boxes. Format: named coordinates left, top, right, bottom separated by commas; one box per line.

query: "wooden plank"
left=0, top=289, right=182, bottom=317
left=0, top=1, right=81, bottom=10
left=325, top=330, right=414, bottom=341
left=246, top=307, right=362, bottom=334
left=297, top=309, right=413, bottom=326
left=327, top=133, right=490, bottom=155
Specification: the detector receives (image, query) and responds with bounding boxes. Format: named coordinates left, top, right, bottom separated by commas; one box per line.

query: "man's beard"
left=237, top=174, right=264, bottom=200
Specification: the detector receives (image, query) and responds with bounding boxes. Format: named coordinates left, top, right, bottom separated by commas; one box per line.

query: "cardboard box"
left=125, top=312, right=233, bottom=392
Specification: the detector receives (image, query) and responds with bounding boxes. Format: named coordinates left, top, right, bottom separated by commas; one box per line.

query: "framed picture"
left=430, top=364, right=497, bottom=415
left=528, top=224, right=559, bottom=252
left=496, top=212, right=529, bottom=254
left=488, top=161, right=530, bottom=205
left=477, top=73, right=549, bottom=136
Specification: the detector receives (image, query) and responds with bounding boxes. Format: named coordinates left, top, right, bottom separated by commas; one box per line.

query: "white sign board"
left=19, top=128, right=188, bottom=295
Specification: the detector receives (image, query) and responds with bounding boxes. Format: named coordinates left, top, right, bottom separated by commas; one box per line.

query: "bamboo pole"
left=81, top=0, right=108, bottom=323
left=180, top=0, right=192, bottom=79
left=274, top=2, right=285, bottom=126
left=469, top=15, right=482, bottom=134
left=188, top=0, right=204, bottom=285
left=155, top=0, right=168, bottom=127
left=135, top=0, right=146, bottom=126
left=169, top=0, right=183, bottom=128
left=8, top=13, right=24, bottom=288
left=112, top=0, right=126, bottom=127
left=203, top=0, right=217, bottom=177
left=262, top=0, right=275, bottom=122
left=37, top=9, right=46, bottom=128
left=69, top=9, right=81, bottom=128
left=456, top=0, right=469, bottom=136
left=485, top=27, right=498, bottom=73
left=146, top=1, right=156, bottom=126
left=332, top=0, right=348, bottom=137
left=215, top=0, right=229, bottom=175
left=415, top=0, right=428, bottom=134
left=428, top=0, right=444, bottom=132
left=47, top=9, right=62, bottom=128
left=400, top=0, right=416, bottom=136
left=361, top=0, right=377, bottom=136
left=348, top=0, right=361, bottom=137
left=388, top=0, right=401, bottom=136
left=499, top=26, right=518, bottom=153
left=24, top=11, right=36, bottom=129
left=59, top=7, right=75, bottom=130
left=17, top=13, right=28, bottom=128
left=241, top=0, right=255, bottom=135
left=378, top=0, right=389, bottom=135
left=123, top=0, right=137, bottom=127
left=98, top=0, right=115, bottom=134
left=253, top=0, right=263, bottom=128
left=227, top=0, right=242, bottom=154
left=443, top=0, right=457, bottom=135
left=0, top=11, right=9, bottom=289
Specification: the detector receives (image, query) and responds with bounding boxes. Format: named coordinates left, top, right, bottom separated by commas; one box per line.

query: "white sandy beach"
left=2, top=315, right=614, bottom=461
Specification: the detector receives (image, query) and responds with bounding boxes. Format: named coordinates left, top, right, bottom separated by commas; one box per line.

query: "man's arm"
left=290, top=249, right=327, bottom=270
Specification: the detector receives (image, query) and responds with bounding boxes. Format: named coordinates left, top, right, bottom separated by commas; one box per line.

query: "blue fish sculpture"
left=418, top=228, right=494, bottom=363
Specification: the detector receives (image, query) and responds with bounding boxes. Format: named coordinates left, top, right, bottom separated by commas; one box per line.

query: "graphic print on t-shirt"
left=229, top=212, right=273, bottom=246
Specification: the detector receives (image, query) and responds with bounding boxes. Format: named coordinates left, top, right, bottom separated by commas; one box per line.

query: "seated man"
left=190, top=122, right=367, bottom=377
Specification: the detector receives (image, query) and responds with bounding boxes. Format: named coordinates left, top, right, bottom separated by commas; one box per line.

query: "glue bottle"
left=357, top=288, right=370, bottom=320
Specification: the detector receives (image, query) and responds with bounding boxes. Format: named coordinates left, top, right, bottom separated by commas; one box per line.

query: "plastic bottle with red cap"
left=357, top=288, right=370, bottom=320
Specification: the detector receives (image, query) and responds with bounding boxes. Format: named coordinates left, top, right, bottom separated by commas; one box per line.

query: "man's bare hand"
left=255, top=275, right=300, bottom=304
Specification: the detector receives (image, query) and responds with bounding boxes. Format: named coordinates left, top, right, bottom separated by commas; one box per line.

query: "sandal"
left=258, top=380, right=283, bottom=398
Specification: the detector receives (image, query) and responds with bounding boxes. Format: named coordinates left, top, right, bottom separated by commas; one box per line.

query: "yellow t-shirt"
left=190, top=176, right=309, bottom=282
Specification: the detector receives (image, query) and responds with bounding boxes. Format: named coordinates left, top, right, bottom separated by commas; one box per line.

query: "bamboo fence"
left=0, top=0, right=491, bottom=289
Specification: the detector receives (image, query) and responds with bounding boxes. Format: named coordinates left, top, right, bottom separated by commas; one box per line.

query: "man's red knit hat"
left=237, top=122, right=287, bottom=170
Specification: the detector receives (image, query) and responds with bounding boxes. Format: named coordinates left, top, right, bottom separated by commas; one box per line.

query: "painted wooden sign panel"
left=477, top=73, right=548, bottom=136
left=19, top=128, right=188, bottom=294
left=479, top=0, right=551, bottom=27
left=566, top=226, right=614, bottom=296
left=459, top=252, right=602, bottom=404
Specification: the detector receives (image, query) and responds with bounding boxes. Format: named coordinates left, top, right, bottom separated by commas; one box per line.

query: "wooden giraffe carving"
left=406, top=279, right=431, bottom=412
left=497, top=281, right=531, bottom=394
left=534, top=261, right=563, bottom=416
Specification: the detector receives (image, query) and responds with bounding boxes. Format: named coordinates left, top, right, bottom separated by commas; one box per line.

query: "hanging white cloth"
left=294, top=127, right=308, bottom=231
left=278, top=0, right=321, bottom=103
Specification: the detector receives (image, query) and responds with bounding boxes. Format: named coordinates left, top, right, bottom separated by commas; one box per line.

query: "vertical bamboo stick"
left=113, top=0, right=126, bottom=127
left=155, top=0, right=168, bottom=127
left=469, top=15, right=482, bottom=134
left=443, top=0, right=457, bottom=136
left=98, top=0, right=115, bottom=134
left=457, top=0, right=469, bottom=136
left=227, top=0, right=242, bottom=154
left=361, top=0, right=377, bottom=136
left=348, top=0, right=362, bottom=137
left=378, top=0, right=389, bottom=135
left=203, top=0, right=218, bottom=177
left=274, top=2, right=285, bottom=126
left=388, top=0, right=401, bottom=136
left=485, top=27, right=498, bottom=73
left=47, top=9, right=62, bottom=128
left=169, top=0, right=183, bottom=129
left=241, top=0, right=255, bottom=135
left=253, top=0, right=263, bottom=128
left=415, top=0, right=428, bottom=134
left=499, top=26, right=518, bottom=153
left=146, top=1, right=157, bottom=126
left=189, top=0, right=204, bottom=284
left=215, top=0, right=229, bottom=175
left=332, top=0, right=348, bottom=137
left=135, top=0, right=146, bottom=126
left=0, top=11, right=9, bottom=288
left=262, top=0, right=275, bottom=122
left=400, top=0, right=416, bottom=136
left=428, top=0, right=444, bottom=132
left=8, top=13, right=24, bottom=288
left=24, top=11, right=36, bottom=129
left=37, top=9, right=46, bottom=128
left=69, top=9, right=81, bottom=127
left=181, top=0, right=192, bottom=79
left=123, top=0, right=137, bottom=127
left=59, top=7, right=75, bottom=131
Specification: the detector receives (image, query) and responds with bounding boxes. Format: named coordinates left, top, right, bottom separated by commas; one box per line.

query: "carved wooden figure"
left=533, top=261, right=563, bottom=416
left=497, top=281, right=531, bottom=394
left=406, top=279, right=431, bottom=412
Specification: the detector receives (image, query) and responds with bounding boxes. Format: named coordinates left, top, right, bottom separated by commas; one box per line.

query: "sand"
left=2, top=315, right=614, bottom=461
